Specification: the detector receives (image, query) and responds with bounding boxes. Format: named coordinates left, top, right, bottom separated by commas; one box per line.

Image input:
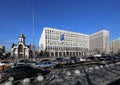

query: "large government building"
left=39, top=27, right=109, bottom=58
left=110, top=38, right=120, bottom=53
left=89, top=30, right=109, bottom=54
left=39, top=27, right=89, bottom=57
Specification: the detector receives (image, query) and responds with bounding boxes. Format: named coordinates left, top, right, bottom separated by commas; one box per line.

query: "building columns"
left=75, top=52, right=76, bottom=56
left=49, top=52, right=51, bottom=56
left=54, top=51, right=55, bottom=58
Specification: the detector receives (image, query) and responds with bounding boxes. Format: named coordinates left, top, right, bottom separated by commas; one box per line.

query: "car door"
left=24, top=66, right=37, bottom=78
left=42, top=62, right=47, bottom=68
left=47, top=61, right=52, bottom=67
left=6, top=68, right=15, bottom=79
left=14, top=67, right=28, bottom=80
left=8, top=67, right=22, bottom=81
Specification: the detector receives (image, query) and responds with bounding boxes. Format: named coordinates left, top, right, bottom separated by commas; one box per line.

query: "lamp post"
left=60, top=34, right=65, bottom=57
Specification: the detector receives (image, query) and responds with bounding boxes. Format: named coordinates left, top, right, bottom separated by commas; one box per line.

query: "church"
left=11, top=34, right=30, bottom=59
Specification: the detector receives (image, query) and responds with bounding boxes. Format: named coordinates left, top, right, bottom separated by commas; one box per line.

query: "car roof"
left=12, top=64, right=33, bottom=68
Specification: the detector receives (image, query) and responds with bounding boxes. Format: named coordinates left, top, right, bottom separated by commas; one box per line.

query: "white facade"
left=39, top=27, right=109, bottom=57
left=110, top=38, right=120, bottom=53
left=39, top=27, right=89, bottom=57
left=11, top=34, right=30, bottom=59
left=89, top=30, right=109, bottom=54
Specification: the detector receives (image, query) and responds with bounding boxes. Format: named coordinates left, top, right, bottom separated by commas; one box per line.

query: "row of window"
left=45, top=29, right=88, bottom=39
left=45, top=34, right=88, bottom=40
left=46, top=46, right=88, bottom=51
left=45, top=40, right=88, bottom=47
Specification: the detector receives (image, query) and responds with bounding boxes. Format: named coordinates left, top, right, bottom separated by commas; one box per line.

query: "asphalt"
left=1, top=63, right=120, bottom=85
left=48, top=63, right=120, bottom=85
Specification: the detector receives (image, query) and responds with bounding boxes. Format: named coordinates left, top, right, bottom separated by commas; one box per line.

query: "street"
left=1, top=63, right=120, bottom=85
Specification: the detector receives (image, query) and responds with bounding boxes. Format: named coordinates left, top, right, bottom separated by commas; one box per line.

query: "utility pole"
left=32, top=4, right=35, bottom=60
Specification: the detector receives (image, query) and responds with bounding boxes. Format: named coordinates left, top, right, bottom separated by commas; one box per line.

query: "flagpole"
left=60, top=34, right=65, bottom=71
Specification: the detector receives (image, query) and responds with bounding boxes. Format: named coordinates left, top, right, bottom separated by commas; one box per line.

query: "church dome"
left=19, top=34, right=25, bottom=38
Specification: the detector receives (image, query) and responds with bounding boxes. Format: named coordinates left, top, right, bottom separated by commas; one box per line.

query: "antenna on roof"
left=96, top=24, right=98, bottom=32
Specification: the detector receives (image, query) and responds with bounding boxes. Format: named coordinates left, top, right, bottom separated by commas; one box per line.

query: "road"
left=1, top=63, right=120, bottom=85
left=48, top=63, right=120, bottom=85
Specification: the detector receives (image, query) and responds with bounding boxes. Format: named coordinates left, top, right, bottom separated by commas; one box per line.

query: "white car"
left=80, top=58, right=86, bottom=62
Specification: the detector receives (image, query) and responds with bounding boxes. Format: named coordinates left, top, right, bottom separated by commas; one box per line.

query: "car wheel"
left=8, top=76, right=14, bottom=81
left=0, top=79, right=3, bottom=83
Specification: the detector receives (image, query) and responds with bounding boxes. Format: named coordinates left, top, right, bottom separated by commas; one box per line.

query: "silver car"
left=36, top=61, right=56, bottom=68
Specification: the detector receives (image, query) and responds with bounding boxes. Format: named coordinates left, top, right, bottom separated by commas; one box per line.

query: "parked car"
left=51, top=60, right=58, bottom=65
left=98, top=58, right=110, bottom=64
left=0, top=65, right=50, bottom=83
left=27, top=61, right=36, bottom=67
left=79, top=58, right=86, bottom=62
left=70, top=57, right=77, bottom=64
left=114, top=56, right=120, bottom=62
left=36, top=61, right=56, bottom=68
left=64, top=58, right=71, bottom=65
left=0, top=61, right=12, bottom=72
left=56, top=58, right=66, bottom=65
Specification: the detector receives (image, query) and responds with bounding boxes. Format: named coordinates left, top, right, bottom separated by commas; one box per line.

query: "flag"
left=60, top=34, right=64, bottom=41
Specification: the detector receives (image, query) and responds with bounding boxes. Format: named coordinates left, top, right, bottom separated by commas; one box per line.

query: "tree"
left=11, top=43, right=15, bottom=48
left=40, top=50, right=44, bottom=56
left=4, top=52, right=10, bottom=59
left=0, top=52, right=3, bottom=60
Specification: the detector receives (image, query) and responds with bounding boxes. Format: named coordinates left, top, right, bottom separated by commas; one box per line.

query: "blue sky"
left=0, top=0, right=120, bottom=50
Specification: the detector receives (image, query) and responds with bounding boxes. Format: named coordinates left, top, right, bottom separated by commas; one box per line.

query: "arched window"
left=18, top=44, right=23, bottom=52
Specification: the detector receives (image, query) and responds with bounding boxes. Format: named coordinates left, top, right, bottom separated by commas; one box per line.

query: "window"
left=5, top=68, right=14, bottom=73
left=45, top=35, right=47, bottom=39
left=18, top=44, right=23, bottom=52
left=24, top=66, right=35, bottom=71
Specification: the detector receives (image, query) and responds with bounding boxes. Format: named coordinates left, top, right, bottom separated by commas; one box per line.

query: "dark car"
left=0, top=65, right=50, bottom=82
left=98, top=57, right=110, bottom=64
